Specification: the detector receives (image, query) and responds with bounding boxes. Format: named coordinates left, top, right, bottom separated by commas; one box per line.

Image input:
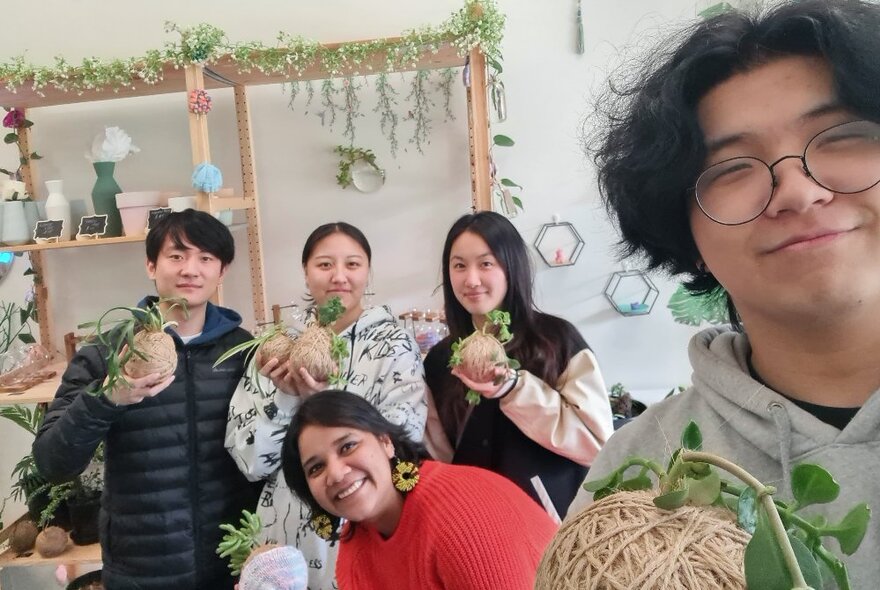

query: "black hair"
left=301, top=222, right=372, bottom=266
left=440, top=211, right=586, bottom=386
left=281, top=390, right=428, bottom=539
left=590, top=0, right=880, bottom=326
left=145, top=209, right=235, bottom=268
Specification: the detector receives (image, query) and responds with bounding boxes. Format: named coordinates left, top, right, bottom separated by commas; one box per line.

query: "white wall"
left=0, top=0, right=729, bottom=555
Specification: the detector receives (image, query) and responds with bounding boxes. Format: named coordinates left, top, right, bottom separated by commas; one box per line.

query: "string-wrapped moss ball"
left=535, top=490, right=749, bottom=590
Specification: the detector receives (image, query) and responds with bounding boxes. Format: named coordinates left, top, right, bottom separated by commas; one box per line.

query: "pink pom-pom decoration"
left=188, top=89, right=212, bottom=115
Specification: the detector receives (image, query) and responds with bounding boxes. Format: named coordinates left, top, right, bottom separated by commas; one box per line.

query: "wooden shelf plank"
left=0, top=542, right=102, bottom=567
left=0, top=513, right=103, bottom=567
left=0, top=234, right=146, bottom=254
left=0, top=39, right=466, bottom=109
left=0, top=360, right=66, bottom=406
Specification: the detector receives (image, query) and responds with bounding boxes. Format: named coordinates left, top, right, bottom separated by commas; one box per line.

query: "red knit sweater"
left=335, top=460, right=557, bottom=590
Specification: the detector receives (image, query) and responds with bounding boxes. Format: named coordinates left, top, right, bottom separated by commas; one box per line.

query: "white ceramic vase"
left=44, top=179, right=72, bottom=241
left=1, top=200, right=30, bottom=246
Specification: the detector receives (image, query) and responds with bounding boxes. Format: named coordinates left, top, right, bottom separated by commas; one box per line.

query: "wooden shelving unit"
left=0, top=17, right=493, bottom=576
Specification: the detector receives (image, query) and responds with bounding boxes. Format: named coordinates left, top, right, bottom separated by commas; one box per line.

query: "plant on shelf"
left=334, top=145, right=383, bottom=190
left=77, top=298, right=187, bottom=398
left=0, top=298, right=37, bottom=353
left=0, top=107, right=41, bottom=190
left=561, top=422, right=871, bottom=590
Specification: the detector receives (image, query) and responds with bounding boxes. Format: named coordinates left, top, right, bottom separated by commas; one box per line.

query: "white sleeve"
left=367, top=330, right=428, bottom=443
left=225, top=358, right=302, bottom=482
left=499, top=349, right=614, bottom=467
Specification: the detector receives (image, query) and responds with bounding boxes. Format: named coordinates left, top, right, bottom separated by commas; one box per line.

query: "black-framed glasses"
left=694, top=120, right=880, bottom=226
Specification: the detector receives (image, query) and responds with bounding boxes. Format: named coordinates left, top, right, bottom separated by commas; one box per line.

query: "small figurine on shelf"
left=554, top=247, right=566, bottom=266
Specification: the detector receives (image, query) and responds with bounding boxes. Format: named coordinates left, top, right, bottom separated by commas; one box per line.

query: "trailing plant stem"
left=682, top=450, right=812, bottom=590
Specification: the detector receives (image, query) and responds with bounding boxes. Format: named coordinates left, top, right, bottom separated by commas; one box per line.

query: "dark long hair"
left=440, top=212, right=585, bottom=387
left=589, top=0, right=880, bottom=326
left=282, top=390, right=428, bottom=535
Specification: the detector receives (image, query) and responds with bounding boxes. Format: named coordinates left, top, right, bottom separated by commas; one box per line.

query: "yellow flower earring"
left=310, top=512, right=337, bottom=541
left=391, top=458, right=420, bottom=493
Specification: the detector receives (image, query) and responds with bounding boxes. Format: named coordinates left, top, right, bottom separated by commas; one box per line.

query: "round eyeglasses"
left=694, top=120, right=880, bottom=226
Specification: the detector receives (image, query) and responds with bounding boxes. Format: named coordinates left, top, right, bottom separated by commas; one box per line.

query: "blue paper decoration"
left=192, top=162, right=223, bottom=192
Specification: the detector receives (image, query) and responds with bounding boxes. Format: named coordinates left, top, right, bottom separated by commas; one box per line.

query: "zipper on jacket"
left=185, top=348, right=202, bottom=587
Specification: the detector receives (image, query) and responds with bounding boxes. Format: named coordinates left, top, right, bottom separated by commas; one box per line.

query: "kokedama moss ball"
left=35, top=526, right=70, bottom=558
left=457, top=332, right=507, bottom=383
left=535, top=490, right=750, bottom=590
left=9, top=519, right=38, bottom=553
left=124, top=331, right=177, bottom=379
left=257, top=332, right=295, bottom=367
left=288, top=326, right=337, bottom=382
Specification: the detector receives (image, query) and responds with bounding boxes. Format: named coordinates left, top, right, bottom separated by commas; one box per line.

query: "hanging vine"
left=437, top=68, right=457, bottom=122
left=318, top=79, right=339, bottom=128
left=340, top=77, right=363, bottom=145
left=373, top=72, right=400, bottom=156
left=406, top=70, right=434, bottom=154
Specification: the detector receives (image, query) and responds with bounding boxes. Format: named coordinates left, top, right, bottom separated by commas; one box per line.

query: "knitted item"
left=240, top=546, right=308, bottom=590
left=536, top=490, right=749, bottom=589
left=336, top=460, right=557, bottom=590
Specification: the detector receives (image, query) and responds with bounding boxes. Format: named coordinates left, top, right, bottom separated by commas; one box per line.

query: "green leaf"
left=21, top=119, right=33, bottom=128
left=667, top=283, right=729, bottom=327
left=492, top=134, right=515, bottom=147
left=744, top=505, right=795, bottom=590
left=4, top=133, right=17, bottom=144
left=653, top=488, right=688, bottom=510
left=506, top=357, right=521, bottom=370
left=788, top=532, right=823, bottom=589
left=737, top=486, right=758, bottom=533
left=685, top=471, right=720, bottom=506
left=23, top=267, right=35, bottom=276
left=829, top=503, right=871, bottom=555
left=465, top=389, right=482, bottom=405
left=512, top=196, right=523, bottom=209
left=680, top=421, right=703, bottom=450
left=582, top=470, right=621, bottom=493
left=488, top=58, right=503, bottom=74
left=29, top=152, right=42, bottom=160
left=790, top=463, right=839, bottom=508
left=618, top=474, right=653, bottom=492
left=698, top=2, right=733, bottom=19
left=18, top=333, right=35, bottom=344
left=500, top=178, right=521, bottom=189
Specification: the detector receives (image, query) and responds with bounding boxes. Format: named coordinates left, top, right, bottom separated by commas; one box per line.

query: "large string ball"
left=535, top=490, right=750, bottom=590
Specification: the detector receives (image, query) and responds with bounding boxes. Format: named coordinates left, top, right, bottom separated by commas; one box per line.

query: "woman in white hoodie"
left=226, top=222, right=427, bottom=590
left=568, top=2, right=880, bottom=586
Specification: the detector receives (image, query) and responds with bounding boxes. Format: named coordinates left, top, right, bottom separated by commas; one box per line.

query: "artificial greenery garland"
left=0, top=1, right=504, bottom=96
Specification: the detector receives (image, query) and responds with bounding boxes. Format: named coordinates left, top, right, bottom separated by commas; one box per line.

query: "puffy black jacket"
left=34, top=300, right=262, bottom=590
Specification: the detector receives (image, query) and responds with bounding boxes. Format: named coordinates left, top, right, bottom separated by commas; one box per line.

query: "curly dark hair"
left=591, top=0, right=880, bottom=325
left=281, top=390, right=428, bottom=540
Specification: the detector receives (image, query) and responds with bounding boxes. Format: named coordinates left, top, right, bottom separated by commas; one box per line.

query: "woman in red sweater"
left=279, top=390, right=557, bottom=590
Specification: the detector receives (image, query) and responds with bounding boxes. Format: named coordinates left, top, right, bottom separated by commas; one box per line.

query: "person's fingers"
left=145, top=374, right=175, bottom=396
left=298, top=367, right=320, bottom=390
left=258, top=357, right=280, bottom=377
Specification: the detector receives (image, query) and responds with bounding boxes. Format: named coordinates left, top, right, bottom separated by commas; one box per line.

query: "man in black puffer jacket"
left=34, top=210, right=261, bottom=590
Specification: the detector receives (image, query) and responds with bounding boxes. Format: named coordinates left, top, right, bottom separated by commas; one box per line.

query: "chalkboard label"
left=76, top=215, right=108, bottom=238
left=33, top=219, right=64, bottom=242
left=146, top=207, right=173, bottom=231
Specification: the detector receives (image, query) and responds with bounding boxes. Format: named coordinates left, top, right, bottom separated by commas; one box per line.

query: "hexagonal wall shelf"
left=533, top=221, right=584, bottom=267
left=604, top=270, right=659, bottom=316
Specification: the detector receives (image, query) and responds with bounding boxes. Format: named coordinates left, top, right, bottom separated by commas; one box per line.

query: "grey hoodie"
left=568, top=327, right=879, bottom=589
